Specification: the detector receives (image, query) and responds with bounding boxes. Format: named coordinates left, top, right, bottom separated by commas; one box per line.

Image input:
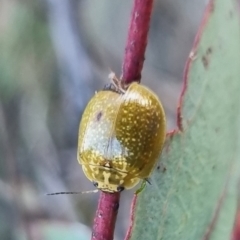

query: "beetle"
left=78, top=74, right=166, bottom=193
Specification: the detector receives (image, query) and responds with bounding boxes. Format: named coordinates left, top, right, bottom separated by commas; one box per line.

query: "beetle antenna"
left=145, top=178, right=152, bottom=185
left=46, top=189, right=99, bottom=196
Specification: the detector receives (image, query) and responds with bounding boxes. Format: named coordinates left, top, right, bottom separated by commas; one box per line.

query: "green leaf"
left=128, top=0, right=240, bottom=239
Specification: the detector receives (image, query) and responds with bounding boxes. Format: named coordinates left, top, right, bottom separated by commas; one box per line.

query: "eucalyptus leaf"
left=128, top=0, right=240, bottom=239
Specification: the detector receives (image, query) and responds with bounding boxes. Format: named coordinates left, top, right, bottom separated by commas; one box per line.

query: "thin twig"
left=92, top=0, right=154, bottom=239
left=92, top=192, right=120, bottom=240
left=122, top=0, right=154, bottom=83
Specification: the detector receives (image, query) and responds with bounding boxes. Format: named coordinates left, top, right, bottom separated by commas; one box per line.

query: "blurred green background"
left=0, top=0, right=206, bottom=239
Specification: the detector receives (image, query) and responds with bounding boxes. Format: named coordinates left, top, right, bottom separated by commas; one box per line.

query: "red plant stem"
left=231, top=196, right=240, bottom=240
left=232, top=210, right=240, bottom=240
left=92, top=1, right=154, bottom=240
left=122, top=0, right=154, bottom=83
left=92, top=192, right=120, bottom=240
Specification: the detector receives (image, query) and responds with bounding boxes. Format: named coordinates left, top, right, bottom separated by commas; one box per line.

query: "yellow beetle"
left=78, top=74, right=166, bottom=193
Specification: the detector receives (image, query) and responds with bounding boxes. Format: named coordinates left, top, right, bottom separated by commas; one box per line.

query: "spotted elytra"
left=78, top=73, right=166, bottom=193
